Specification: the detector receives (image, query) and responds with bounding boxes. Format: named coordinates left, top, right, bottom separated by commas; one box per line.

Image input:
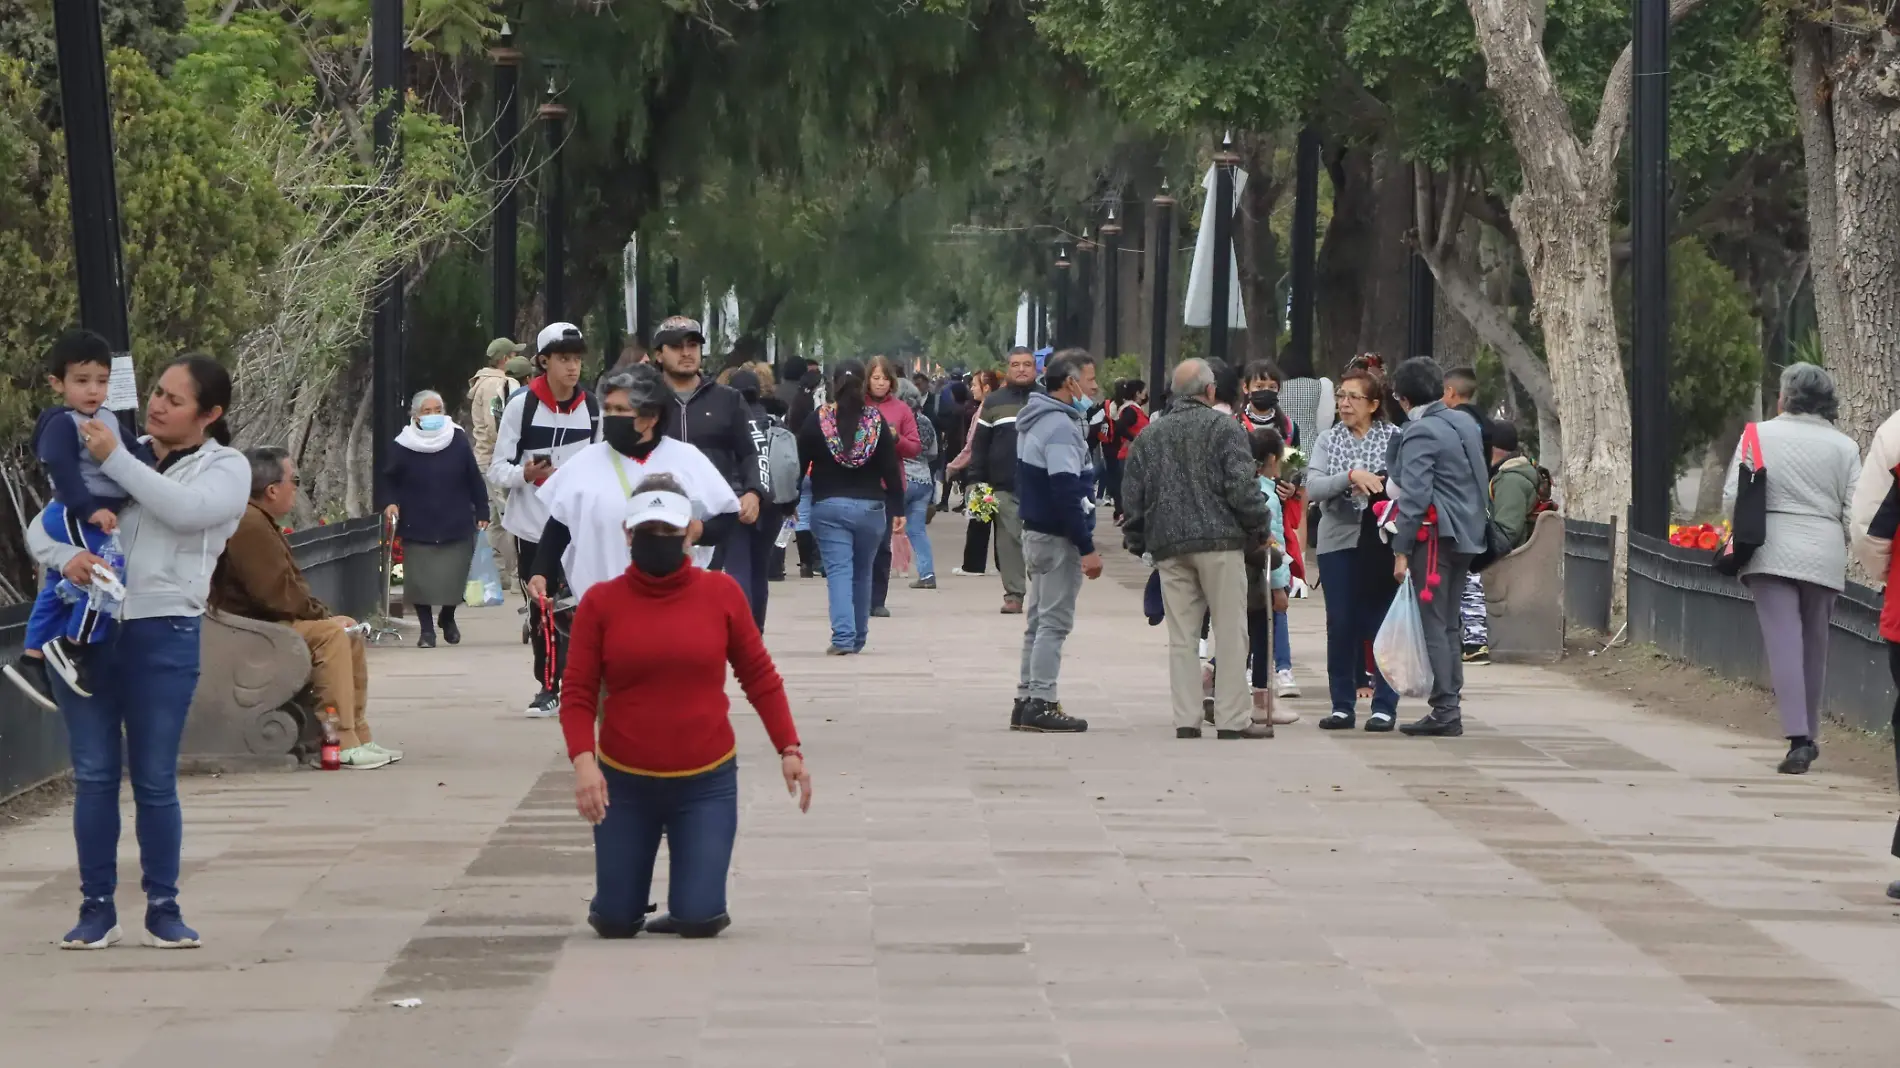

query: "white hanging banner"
left=1014, top=294, right=1030, bottom=348
left=107, top=354, right=139, bottom=412
left=1183, top=163, right=1249, bottom=330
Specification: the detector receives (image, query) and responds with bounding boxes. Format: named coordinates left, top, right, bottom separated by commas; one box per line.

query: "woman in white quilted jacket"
left=1724, top=363, right=1861, bottom=776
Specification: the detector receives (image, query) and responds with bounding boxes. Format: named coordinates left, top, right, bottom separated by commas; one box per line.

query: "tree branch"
left=1417, top=239, right=1556, bottom=416
left=1586, top=0, right=1713, bottom=199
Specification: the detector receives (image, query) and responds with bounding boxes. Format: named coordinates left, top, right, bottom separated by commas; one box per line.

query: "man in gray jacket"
left=1386, top=357, right=1490, bottom=737
left=1123, top=359, right=1274, bottom=739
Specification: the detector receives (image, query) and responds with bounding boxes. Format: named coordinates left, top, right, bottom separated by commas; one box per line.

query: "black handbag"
left=1715, top=422, right=1766, bottom=576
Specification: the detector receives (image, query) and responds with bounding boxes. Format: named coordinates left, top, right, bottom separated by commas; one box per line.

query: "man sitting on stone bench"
left=208, top=447, right=398, bottom=770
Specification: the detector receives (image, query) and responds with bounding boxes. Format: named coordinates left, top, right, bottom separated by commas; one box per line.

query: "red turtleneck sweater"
left=560, top=564, right=798, bottom=775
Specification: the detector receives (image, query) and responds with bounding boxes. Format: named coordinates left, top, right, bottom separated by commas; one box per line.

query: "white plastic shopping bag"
left=1373, top=574, right=1434, bottom=698
left=465, top=538, right=506, bottom=608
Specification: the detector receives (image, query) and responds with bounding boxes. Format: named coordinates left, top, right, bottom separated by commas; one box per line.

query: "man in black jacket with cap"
left=651, top=315, right=767, bottom=610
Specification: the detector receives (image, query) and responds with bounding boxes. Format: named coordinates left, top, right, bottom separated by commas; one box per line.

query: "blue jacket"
left=1391, top=401, right=1490, bottom=555
left=1015, top=391, right=1095, bottom=554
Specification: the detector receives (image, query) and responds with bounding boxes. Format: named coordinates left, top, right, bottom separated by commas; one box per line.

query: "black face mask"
left=629, top=530, right=687, bottom=576
left=603, top=415, right=659, bottom=458
left=1249, top=389, right=1279, bottom=413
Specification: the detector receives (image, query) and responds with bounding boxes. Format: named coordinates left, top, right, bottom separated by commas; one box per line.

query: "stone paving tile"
left=4, top=524, right=1900, bottom=1065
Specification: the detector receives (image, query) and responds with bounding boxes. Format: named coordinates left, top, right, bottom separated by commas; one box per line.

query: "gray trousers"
left=1158, top=551, right=1251, bottom=730
left=994, top=491, right=1026, bottom=599
left=1018, top=532, right=1082, bottom=701
left=1410, top=540, right=1474, bottom=720
left=1745, top=574, right=1838, bottom=740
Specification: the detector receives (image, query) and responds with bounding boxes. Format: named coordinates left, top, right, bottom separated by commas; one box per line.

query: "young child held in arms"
left=2, top=330, right=143, bottom=711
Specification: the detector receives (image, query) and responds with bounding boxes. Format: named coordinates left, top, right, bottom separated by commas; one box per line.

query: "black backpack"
left=512, top=389, right=601, bottom=464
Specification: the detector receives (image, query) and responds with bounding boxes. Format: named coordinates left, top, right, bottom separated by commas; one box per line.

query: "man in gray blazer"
left=1387, top=357, right=1491, bottom=737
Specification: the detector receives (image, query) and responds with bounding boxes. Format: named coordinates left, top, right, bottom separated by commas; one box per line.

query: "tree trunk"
left=1793, top=21, right=1900, bottom=449
left=1235, top=130, right=1285, bottom=368
left=1358, top=142, right=1413, bottom=360
left=1514, top=190, right=1628, bottom=521
left=1314, top=146, right=1370, bottom=376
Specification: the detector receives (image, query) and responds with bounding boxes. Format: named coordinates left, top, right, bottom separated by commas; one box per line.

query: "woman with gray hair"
left=1725, top=362, right=1861, bottom=774
left=384, top=389, right=490, bottom=647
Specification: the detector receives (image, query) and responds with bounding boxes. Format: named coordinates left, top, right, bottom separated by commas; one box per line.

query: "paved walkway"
left=3, top=525, right=1900, bottom=1067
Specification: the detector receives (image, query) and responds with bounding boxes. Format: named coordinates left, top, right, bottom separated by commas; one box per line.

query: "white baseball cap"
left=623, top=490, right=693, bottom=532
left=536, top=321, right=584, bottom=354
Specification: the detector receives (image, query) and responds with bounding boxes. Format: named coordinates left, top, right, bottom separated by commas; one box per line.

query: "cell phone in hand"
left=532, top=452, right=551, bottom=465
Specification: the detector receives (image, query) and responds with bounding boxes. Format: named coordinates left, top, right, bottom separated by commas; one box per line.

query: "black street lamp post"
left=52, top=0, right=131, bottom=359
left=370, top=0, right=405, bottom=509
left=1099, top=204, right=1122, bottom=365
left=1630, top=0, right=1671, bottom=534
left=1053, top=241, right=1073, bottom=350
left=490, top=21, right=521, bottom=341
left=1149, top=182, right=1175, bottom=397
left=1285, top=128, right=1320, bottom=378
left=539, top=66, right=568, bottom=324
left=1209, top=133, right=1239, bottom=365
left=1405, top=252, right=1435, bottom=359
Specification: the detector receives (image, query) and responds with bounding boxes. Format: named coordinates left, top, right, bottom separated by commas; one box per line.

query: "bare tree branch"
left=1585, top=0, right=1713, bottom=199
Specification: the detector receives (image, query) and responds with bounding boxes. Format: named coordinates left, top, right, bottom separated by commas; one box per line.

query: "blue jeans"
left=1273, top=607, right=1292, bottom=671
left=811, top=496, right=886, bottom=650
left=794, top=476, right=814, bottom=533
left=1317, top=550, right=1399, bottom=718
left=904, top=480, right=937, bottom=580
left=715, top=520, right=774, bottom=631
left=592, top=760, right=739, bottom=927
left=58, top=615, right=202, bottom=902
left=25, top=501, right=118, bottom=651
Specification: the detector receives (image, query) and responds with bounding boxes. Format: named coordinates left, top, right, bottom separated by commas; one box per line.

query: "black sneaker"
left=1462, top=644, right=1491, bottom=664
left=1365, top=711, right=1397, bottom=733
left=1777, top=742, right=1819, bottom=775
left=586, top=911, right=642, bottom=939
left=1399, top=714, right=1463, bottom=737
left=643, top=911, right=732, bottom=938
left=870, top=606, right=891, bottom=618
left=41, top=638, right=93, bottom=698
left=1009, top=697, right=1028, bottom=731
left=1318, top=710, right=1356, bottom=730
left=3, top=655, right=58, bottom=712
left=1887, top=880, right=1900, bottom=901
left=524, top=688, right=560, bottom=719
left=1019, top=699, right=1087, bottom=733
left=1176, top=727, right=1202, bottom=739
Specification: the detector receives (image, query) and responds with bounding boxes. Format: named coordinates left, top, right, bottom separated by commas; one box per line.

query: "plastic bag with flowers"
left=1668, top=522, right=1728, bottom=551
left=967, top=483, right=1000, bottom=524
left=1279, top=445, right=1308, bottom=485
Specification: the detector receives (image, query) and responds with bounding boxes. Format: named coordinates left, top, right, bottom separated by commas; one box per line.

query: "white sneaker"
left=338, top=745, right=392, bottom=769
left=950, top=567, right=985, bottom=577
left=1274, top=669, right=1301, bottom=698
left=365, top=741, right=403, bottom=762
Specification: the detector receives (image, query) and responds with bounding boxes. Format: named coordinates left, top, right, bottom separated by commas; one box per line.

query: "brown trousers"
left=289, top=618, right=371, bottom=748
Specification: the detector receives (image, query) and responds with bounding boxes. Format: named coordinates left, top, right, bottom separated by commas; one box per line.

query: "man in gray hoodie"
left=1387, top=357, right=1490, bottom=737
left=1010, top=350, right=1103, bottom=734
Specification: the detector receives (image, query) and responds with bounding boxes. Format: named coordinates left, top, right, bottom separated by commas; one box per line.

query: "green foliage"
left=1100, top=353, right=1144, bottom=386
left=0, top=51, right=292, bottom=452
left=1616, top=239, right=1762, bottom=471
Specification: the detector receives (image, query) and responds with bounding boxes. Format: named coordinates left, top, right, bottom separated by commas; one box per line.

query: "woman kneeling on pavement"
left=562, top=473, right=812, bottom=939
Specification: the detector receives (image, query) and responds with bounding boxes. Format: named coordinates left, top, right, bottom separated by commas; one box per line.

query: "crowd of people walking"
left=10, top=316, right=1900, bottom=958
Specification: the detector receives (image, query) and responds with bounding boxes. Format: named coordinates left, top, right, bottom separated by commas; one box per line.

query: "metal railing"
left=0, top=514, right=387, bottom=802
left=1563, top=517, right=1617, bottom=634
left=1627, top=531, right=1893, bottom=734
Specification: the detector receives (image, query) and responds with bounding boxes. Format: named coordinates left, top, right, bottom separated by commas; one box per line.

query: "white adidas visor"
left=623, top=490, right=694, bottom=532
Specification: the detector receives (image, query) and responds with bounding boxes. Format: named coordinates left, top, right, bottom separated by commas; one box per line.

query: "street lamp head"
left=1054, top=241, right=1072, bottom=270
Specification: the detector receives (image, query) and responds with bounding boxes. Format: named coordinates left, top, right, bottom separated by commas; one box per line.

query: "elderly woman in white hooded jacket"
left=382, top=389, right=490, bottom=648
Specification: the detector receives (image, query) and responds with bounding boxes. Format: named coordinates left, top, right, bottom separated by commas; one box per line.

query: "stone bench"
left=1482, top=510, right=1565, bottom=663
left=180, top=611, right=313, bottom=771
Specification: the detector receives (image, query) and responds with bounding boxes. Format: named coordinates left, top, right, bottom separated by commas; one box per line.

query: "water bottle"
left=774, top=517, right=796, bottom=549
left=318, top=707, right=342, bottom=770
left=96, top=532, right=126, bottom=618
